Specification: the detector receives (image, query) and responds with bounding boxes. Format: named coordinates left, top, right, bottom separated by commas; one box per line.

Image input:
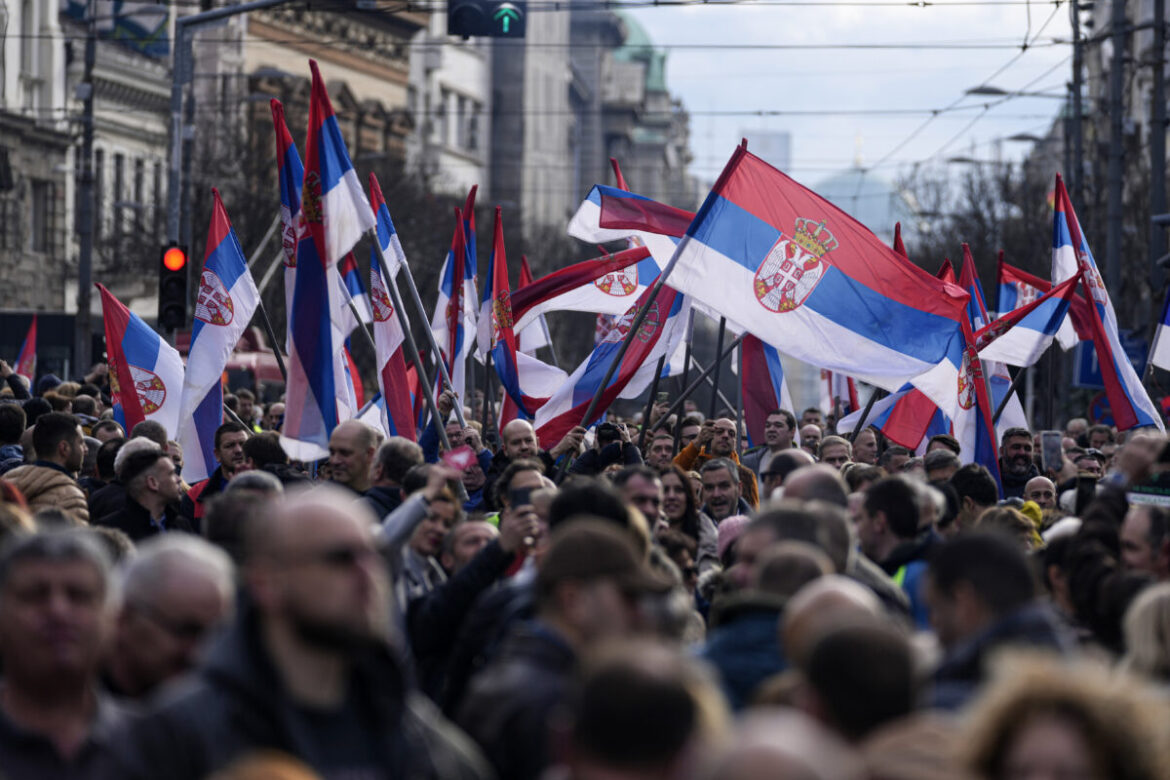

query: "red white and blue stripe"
left=516, top=255, right=551, bottom=355
left=1050, top=174, right=1163, bottom=431
left=281, top=60, right=374, bottom=461
left=976, top=274, right=1081, bottom=368
left=535, top=284, right=690, bottom=446
left=369, top=244, right=416, bottom=440
left=369, top=172, right=406, bottom=278
left=339, top=253, right=372, bottom=324
left=511, top=245, right=651, bottom=335
left=270, top=99, right=303, bottom=353
left=96, top=284, right=184, bottom=437
left=819, top=369, right=860, bottom=417
left=178, top=190, right=261, bottom=483
left=741, top=334, right=796, bottom=448
left=995, top=251, right=1048, bottom=318
left=14, top=315, right=35, bottom=387
left=431, top=209, right=473, bottom=402
left=667, top=145, right=971, bottom=414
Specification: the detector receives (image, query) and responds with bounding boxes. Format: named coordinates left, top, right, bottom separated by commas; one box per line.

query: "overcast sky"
left=624, top=0, right=1075, bottom=194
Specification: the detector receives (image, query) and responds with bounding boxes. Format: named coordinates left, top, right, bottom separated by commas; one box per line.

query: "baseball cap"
left=538, top=519, right=672, bottom=598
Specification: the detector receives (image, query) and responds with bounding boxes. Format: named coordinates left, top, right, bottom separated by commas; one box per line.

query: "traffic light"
left=448, top=0, right=526, bottom=38
left=159, top=243, right=188, bottom=331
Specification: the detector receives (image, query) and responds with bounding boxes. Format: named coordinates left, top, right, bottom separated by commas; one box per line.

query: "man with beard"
left=113, top=484, right=490, bottom=780
left=180, top=422, right=250, bottom=530
left=999, top=427, right=1039, bottom=499
left=3, top=412, right=89, bottom=522
left=676, top=418, right=759, bottom=508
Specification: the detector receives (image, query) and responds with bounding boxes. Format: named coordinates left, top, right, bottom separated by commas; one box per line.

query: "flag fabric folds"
left=369, top=173, right=406, bottom=278
left=96, top=284, right=184, bottom=438
left=14, top=315, right=36, bottom=386
left=510, top=246, right=651, bottom=334
left=281, top=60, right=371, bottom=461
left=535, top=284, right=690, bottom=446
left=665, top=145, right=971, bottom=414
left=741, top=334, right=796, bottom=448
left=975, top=274, right=1082, bottom=368
left=369, top=244, right=416, bottom=440
left=839, top=386, right=948, bottom=453
left=819, top=369, right=859, bottom=417
left=178, top=190, right=261, bottom=483
left=1150, top=285, right=1170, bottom=372
left=516, top=255, right=551, bottom=355
left=1050, top=174, right=1163, bottom=431
left=430, top=209, right=473, bottom=402
left=270, top=99, right=303, bottom=352
left=995, top=252, right=1048, bottom=317
left=339, top=253, right=372, bottom=324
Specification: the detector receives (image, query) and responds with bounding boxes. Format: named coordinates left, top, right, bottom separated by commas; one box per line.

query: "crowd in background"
left=2, top=354, right=1170, bottom=779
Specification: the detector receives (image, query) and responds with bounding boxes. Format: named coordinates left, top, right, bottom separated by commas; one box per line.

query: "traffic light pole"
left=167, top=0, right=295, bottom=244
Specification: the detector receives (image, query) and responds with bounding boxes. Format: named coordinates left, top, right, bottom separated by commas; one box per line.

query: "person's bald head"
left=710, top=418, right=738, bottom=457
left=781, top=575, right=884, bottom=668
left=502, top=419, right=539, bottom=460
left=328, top=420, right=378, bottom=493
left=783, top=464, right=849, bottom=508
left=761, top=449, right=816, bottom=501
left=1023, top=475, right=1056, bottom=511
left=703, top=710, right=866, bottom=780
left=245, top=485, right=389, bottom=647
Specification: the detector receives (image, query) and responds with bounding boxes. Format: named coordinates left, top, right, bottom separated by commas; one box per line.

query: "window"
left=30, top=179, right=60, bottom=255
left=113, top=153, right=124, bottom=236
left=468, top=104, right=480, bottom=152
left=437, top=90, right=450, bottom=146
left=456, top=95, right=467, bottom=149
left=0, top=195, right=20, bottom=251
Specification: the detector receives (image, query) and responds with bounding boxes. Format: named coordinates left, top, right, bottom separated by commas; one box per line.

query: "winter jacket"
left=567, top=441, right=643, bottom=476
left=361, top=484, right=404, bottom=521
left=457, top=620, right=576, bottom=780
left=1000, top=462, right=1041, bottom=500
left=879, top=531, right=938, bottom=629
left=698, top=593, right=788, bottom=710
left=95, top=496, right=192, bottom=542
left=179, top=466, right=229, bottom=532
left=674, top=442, right=759, bottom=508
left=932, top=601, right=1076, bottom=710
left=0, top=443, right=22, bottom=475
left=4, top=462, right=88, bottom=522
left=111, top=597, right=492, bottom=780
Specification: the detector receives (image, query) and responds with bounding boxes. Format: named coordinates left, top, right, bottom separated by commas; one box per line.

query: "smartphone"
left=509, top=486, right=534, bottom=508
left=1040, top=431, right=1063, bottom=474
left=441, top=445, right=477, bottom=471
left=656, top=391, right=669, bottom=405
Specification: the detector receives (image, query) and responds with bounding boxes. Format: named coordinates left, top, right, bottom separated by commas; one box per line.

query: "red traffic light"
left=162, top=246, right=187, bottom=272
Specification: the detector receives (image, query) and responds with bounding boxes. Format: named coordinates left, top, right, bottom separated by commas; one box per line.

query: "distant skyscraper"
left=742, top=129, right=791, bottom=174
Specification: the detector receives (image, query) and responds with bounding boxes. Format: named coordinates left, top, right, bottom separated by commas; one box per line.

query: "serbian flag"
left=666, top=144, right=970, bottom=413
left=819, top=369, right=859, bottom=417
left=996, top=252, right=1048, bottom=317
left=430, top=209, right=472, bottom=402
left=937, top=258, right=957, bottom=284
left=177, top=190, right=261, bottom=482
left=1050, top=174, right=1163, bottom=431
left=535, top=285, right=691, bottom=445
left=1151, top=285, right=1170, bottom=372
left=369, top=244, right=416, bottom=439
left=339, top=253, right=372, bottom=324
left=959, top=245, right=990, bottom=330
left=976, top=273, right=1082, bottom=368
left=369, top=173, right=406, bottom=278
left=476, top=202, right=504, bottom=358
left=96, top=284, right=184, bottom=437
left=281, top=60, right=374, bottom=461
left=14, top=316, right=36, bottom=387
left=741, top=334, right=796, bottom=448
left=840, top=385, right=948, bottom=453
left=271, top=99, right=303, bottom=352
left=954, top=323, right=1003, bottom=495
left=517, top=255, right=551, bottom=355
left=510, top=245, right=649, bottom=334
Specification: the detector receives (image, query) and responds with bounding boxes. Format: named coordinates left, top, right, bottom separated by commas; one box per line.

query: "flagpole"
left=391, top=244, right=468, bottom=430
left=992, top=366, right=1027, bottom=425
left=371, top=251, right=457, bottom=458
left=253, top=300, right=288, bottom=383
left=849, top=388, right=884, bottom=443
left=689, top=355, right=737, bottom=412
left=709, top=316, right=727, bottom=418
left=222, top=403, right=255, bottom=436
left=247, top=214, right=282, bottom=270
left=481, top=352, right=492, bottom=432
left=638, top=355, right=668, bottom=452
left=735, top=343, right=744, bottom=454
left=538, top=315, right=560, bottom=369
left=674, top=310, right=695, bottom=453
left=649, top=334, right=746, bottom=437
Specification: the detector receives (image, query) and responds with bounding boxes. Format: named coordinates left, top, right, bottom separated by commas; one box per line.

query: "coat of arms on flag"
left=195, top=270, right=236, bottom=326
left=601, top=299, right=662, bottom=345
left=371, top=281, right=394, bottom=322
left=594, top=266, right=638, bottom=296
left=109, top=361, right=167, bottom=415
left=753, top=217, right=838, bottom=313
left=956, top=348, right=980, bottom=411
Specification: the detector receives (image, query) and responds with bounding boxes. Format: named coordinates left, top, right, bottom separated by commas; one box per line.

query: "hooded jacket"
left=112, top=598, right=491, bottom=780
left=4, top=462, right=88, bottom=522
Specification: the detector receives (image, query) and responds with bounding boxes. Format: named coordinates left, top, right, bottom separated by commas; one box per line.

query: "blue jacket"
left=697, top=595, right=787, bottom=710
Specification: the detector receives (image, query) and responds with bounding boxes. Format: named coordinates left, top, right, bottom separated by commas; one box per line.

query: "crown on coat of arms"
left=792, top=218, right=839, bottom=258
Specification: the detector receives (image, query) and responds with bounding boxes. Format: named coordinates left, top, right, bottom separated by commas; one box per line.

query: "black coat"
left=111, top=598, right=492, bottom=780
left=95, top=496, right=191, bottom=542
left=457, top=621, right=576, bottom=780
left=87, top=480, right=126, bottom=523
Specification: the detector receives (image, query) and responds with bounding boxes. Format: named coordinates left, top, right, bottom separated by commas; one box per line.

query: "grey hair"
left=120, top=534, right=235, bottom=612
left=114, top=437, right=163, bottom=479
left=0, top=529, right=114, bottom=599
left=700, top=457, right=739, bottom=484
left=225, top=469, right=284, bottom=496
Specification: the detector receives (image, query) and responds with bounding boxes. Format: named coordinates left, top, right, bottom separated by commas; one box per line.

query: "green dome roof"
left=613, top=11, right=668, bottom=93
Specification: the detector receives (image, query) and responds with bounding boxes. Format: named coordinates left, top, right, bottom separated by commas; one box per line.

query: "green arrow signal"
left=493, top=5, right=519, bottom=33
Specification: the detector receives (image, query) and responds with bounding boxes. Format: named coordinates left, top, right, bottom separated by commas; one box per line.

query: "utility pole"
left=1071, top=0, right=1086, bottom=206
left=75, top=0, right=97, bottom=374
left=1106, top=0, right=1127, bottom=295
left=1151, top=0, right=1167, bottom=291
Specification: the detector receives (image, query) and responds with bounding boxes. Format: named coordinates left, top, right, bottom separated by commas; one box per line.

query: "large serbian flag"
left=96, top=284, right=184, bottom=437
left=665, top=143, right=970, bottom=415
left=369, top=244, right=416, bottom=440
left=177, top=190, right=261, bottom=483
left=270, top=99, right=303, bottom=353
left=281, top=60, right=376, bottom=461
left=1050, top=174, right=1163, bottom=431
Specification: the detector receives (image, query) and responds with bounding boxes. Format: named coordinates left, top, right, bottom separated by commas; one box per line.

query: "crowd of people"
left=3, top=355, right=1170, bottom=779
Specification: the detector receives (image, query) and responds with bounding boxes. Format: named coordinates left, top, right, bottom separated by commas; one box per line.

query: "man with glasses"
left=103, top=536, right=234, bottom=700
left=114, top=483, right=490, bottom=779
